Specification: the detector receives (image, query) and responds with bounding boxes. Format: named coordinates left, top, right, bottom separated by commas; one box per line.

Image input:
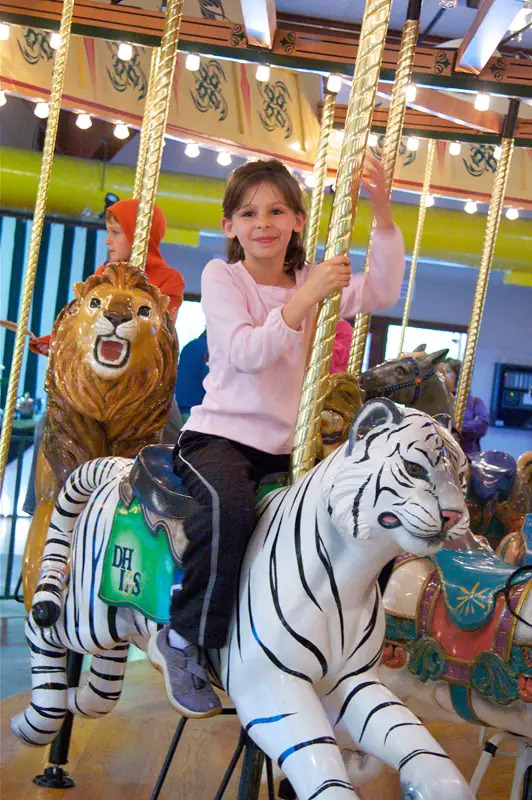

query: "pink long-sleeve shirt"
left=183, top=225, right=405, bottom=454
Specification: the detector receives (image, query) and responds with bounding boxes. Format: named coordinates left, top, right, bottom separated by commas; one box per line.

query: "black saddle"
left=128, top=445, right=201, bottom=518
left=127, top=445, right=289, bottom=520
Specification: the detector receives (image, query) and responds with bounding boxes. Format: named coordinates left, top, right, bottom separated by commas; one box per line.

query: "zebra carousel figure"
left=13, top=399, right=475, bottom=800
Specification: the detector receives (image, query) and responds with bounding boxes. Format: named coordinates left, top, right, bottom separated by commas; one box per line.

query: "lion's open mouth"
left=94, top=336, right=130, bottom=368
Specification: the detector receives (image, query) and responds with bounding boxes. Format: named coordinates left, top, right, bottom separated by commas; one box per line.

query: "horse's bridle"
left=370, top=356, right=436, bottom=406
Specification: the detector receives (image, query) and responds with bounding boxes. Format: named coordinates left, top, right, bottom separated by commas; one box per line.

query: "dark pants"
left=171, top=431, right=290, bottom=649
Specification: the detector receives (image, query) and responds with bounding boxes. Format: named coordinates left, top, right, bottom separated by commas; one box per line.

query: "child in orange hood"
left=29, top=198, right=185, bottom=355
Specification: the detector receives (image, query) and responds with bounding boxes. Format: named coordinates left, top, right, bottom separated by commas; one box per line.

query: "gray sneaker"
left=148, top=626, right=222, bottom=718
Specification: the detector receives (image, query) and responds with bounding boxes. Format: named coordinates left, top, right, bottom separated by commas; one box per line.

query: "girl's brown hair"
left=222, top=158, right=307, bottom=274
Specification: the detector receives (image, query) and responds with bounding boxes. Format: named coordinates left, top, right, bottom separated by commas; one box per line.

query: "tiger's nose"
left=104, top=310, right=132, bottom=328
left=442, top=508, right=462, bottom=531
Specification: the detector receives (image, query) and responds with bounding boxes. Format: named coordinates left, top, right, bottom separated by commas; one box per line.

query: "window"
left=384, top=324, right=467, bottom=362
left=175, top=299, right=206, bottom=350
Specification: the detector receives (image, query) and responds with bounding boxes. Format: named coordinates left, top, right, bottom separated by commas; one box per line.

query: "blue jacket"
left=175, top=332, right=208, bottom=415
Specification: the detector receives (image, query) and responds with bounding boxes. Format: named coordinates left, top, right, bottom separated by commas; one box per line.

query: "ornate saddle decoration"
left=385, top=548, right=531, bottom=714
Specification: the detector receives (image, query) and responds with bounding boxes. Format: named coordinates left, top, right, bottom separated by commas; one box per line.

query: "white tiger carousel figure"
left=12, top=399, right=476, bottom=799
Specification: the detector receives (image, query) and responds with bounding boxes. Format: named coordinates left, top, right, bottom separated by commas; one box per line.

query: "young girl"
left=149, top=157, right=405, bottom=718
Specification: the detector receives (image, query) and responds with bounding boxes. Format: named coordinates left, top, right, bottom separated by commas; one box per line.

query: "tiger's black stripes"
left=315, top=519, right=344, bottom=652
left=347, top=587, right=379, bottom=661
left=374, top=464, right=401, bottom=505
left=277, top=737, right=337, bottom=768
left=294, top=479, right=323, bottom=612
left=384, top=721, right=423, bottom=745
left=248, top=576, right=312, bottom=684
left=398, top=750, right=451, bottom=770
left=326, top=644, right=384, bottom=695
left=270, top=528, right=328, bottom=678
left=245, top=712, right=296, bottom=733
left=359, top=701, right=406, bottom=743
left=307, top=779, right=353, bottom=799
left=352, top=475, right=371, bottom=538
left=334, top=680, right=379, bottom=727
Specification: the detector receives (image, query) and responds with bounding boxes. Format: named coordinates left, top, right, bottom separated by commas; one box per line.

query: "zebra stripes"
left=13, top=401, right=472, bottom=799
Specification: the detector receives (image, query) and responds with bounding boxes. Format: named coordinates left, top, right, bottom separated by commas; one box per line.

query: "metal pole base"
left=33, top=766, right=75, bottom=789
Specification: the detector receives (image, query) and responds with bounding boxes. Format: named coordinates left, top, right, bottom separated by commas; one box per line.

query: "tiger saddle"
left=98, top=445, right=287, bottom=624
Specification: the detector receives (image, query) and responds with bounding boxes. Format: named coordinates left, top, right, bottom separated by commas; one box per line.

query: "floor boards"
left=1, top=660, right=516, bottom=799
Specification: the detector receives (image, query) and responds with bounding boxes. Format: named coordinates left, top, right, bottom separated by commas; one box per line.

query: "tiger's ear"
left=434, top=413, right=453, bottom=433
left=347, top=398, right=403, bottom=455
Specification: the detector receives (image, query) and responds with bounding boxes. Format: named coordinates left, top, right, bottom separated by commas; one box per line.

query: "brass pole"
left=130, top=0, right=184, bottom=269
left=0, top=1, right=75, bottom=493
left=305, top=89, right=337, bottom=264
left=397, top=137, right=436, bottom=355
left=348, top=0, right=422, bottom=376
left=290, top=0, right=393, bottom=482
left=454, top=99, right=520, bottom=432
left=133, top=47, right=161, bottom=200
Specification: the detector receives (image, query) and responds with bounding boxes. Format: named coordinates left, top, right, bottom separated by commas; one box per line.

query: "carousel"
left=0, top=0, right=530, bottom=798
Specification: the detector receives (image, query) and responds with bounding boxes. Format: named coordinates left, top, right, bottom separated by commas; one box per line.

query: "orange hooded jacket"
left=30, top=198, right=185, bottom=356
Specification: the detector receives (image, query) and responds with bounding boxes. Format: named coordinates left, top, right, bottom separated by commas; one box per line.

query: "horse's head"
left=360, top=348, right=451, bottom=412
left=321, top=398, right=469, bottom=557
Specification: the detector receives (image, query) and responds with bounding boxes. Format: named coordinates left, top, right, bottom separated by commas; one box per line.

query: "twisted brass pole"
left=455, top=99, right=520, bottom=432
left=305, top=90, right=337, bottom=264
left=130, top=0, right=184, bottom=269
left=0, top=0, right=75, bottom=493
left=133, top=47, right=161, bottom=200
left=397, top=137, right=436, bottom=355
left=348, top=3, right=422, bottom=376
left=290, top=0, right=393, bottom=482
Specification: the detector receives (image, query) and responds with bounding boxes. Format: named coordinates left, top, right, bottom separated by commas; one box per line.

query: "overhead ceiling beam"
left=456, top=0, right=523, bottom=74
left=239, top=0, right=276, bottom=48
left=376, top=82, right=504, bottom=133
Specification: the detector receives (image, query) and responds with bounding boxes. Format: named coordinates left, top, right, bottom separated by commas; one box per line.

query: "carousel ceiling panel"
left=275, top=0, right=532, bottom=50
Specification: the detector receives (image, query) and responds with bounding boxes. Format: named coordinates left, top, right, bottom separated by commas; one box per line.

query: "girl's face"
left=221, top=181, right=305, bottom=266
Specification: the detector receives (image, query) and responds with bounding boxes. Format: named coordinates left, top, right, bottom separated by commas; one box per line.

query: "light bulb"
left=474, top=93, right=490, bottom=111
left=217, top=151, right=232, bottom=166
left=326, top=74, right=342, bottom=94
left=0, top=23, right=9, bottom=41
left=494, top=145, right=502, bottom=159
left=405, top=84, right=417, bottom=103
left=505, top=207, right=519, bottom=221
left=0, top=90, right=6, bottom=107
left=368, top=132, right=378, bottom=147
left=34, top=101, right=50, bottom=119
left=425, top=193, right=435, bottom=207
left=76, top=112, right=92, bottom=129
left=185, top=142, right=200, bottom=158
left=406, top=137, right=419, bottom=152
left=256, top=64, right=270, bottom=82
left=117, top=42, right=133, bottom=61
left=185, top=53, right=200, bottom=71
left=449, top=141, right=461, bottom=156
left=113, top=122, right=129, bottom=139
left=304, top=172, right=316, bottom=189
left=464, top=200, right=477, bottom=214
left=50, top=32, right=61, bottom=49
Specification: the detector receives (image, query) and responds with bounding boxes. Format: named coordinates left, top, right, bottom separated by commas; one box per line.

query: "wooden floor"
left=1, top=660, right=517, bottom=799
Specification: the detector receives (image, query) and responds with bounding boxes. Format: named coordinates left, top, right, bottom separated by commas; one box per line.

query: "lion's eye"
left=90, top=298, right=101, bottom=309
left=403, top=460, right=429, bottom=481
left=137, top=306, right=151, bottom=318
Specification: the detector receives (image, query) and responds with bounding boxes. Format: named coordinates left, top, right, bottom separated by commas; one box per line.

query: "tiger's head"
left=322, top=398, right=469, bottom=557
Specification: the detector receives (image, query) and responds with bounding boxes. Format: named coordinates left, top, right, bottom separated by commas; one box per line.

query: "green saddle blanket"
left=98, top=498, right=183, bottom=625
left=98, top=476, right=288, bottom=623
